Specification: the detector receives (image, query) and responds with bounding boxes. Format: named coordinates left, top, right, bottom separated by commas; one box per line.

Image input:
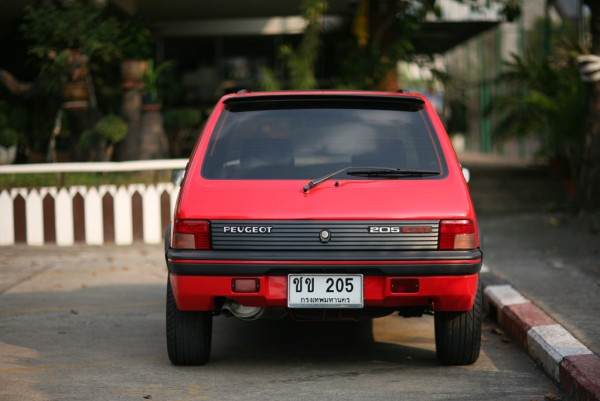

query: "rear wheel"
left=166, top=277, right=212, bottom=365
left=434, top=282, right=482, bottom=365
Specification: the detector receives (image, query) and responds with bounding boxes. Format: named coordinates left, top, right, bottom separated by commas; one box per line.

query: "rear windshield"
left=202, top=97, right=447, bottom=179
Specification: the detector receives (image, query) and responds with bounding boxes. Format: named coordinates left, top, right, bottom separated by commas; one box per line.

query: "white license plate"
left=287, top=274, right=363, bottom=309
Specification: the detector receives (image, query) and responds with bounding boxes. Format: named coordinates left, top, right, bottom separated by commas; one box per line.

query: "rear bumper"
left=170, top=272, right=480, bottom=313
left=166, top=249, right=482, bottom=276
left=167, top=249, right=482, bottom=313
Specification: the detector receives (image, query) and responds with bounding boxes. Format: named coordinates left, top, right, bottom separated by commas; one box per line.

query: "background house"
left=0, top=0, right=588, bottom=161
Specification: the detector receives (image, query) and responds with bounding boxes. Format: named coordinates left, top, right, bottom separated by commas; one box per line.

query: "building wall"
left=442, top=0, right=550, bottom=160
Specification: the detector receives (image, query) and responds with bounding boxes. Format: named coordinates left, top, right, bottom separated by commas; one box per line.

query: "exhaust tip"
left=222, top=300, right=264, bottom=321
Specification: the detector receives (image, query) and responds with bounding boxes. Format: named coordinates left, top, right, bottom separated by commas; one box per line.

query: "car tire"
left=434, top=281, right=482, bottom=365
left=166, top=277, right=212, bottom=365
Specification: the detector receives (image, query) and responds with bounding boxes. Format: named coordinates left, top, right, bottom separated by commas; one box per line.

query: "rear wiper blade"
left=303, top=167, right=440, bottom=193
left=303, top=167, right=351, bottom=193
left=347, top=168, right=440, bottom=177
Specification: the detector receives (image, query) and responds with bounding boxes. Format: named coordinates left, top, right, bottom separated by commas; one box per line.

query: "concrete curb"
left=484, top=284, right=600, bottom=401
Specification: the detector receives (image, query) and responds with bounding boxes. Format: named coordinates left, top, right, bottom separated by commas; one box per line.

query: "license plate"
left=287, top=274, right=363, bottom=309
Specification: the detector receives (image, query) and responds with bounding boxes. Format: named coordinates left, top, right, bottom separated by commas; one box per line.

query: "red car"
left=165, top=90, right=482, bottom=366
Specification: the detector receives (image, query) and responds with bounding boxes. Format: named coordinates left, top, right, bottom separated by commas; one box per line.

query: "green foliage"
left=431, top=69, right=468, bottom=134
left=335, top=0, right=438, bottom=89
left=162, top=108, right=206, bottom=157
left=163, top=109, right=203, bottom=132
left=335, top=0, right=523, bottom=90
left=0, top=171, right=173, bottom=189
left=79, top=129, right=95, bottom=150
left=20, top=2, right=122, bottom=90
left=0, top=107, right=6, bottom=129
left=0, top=128, right=19, bottom=148
left=79, top=114, right=128, bottom=161
left=336, top=50, right=411, bottom=90
left=0, top=101, right=26, bottom=147
left=259, top=66, right=282, bottom=91
left=117, top=19, right=154, bottom=59
left=260, top=0, right=327, bottom=90
left=484, top=16, right=590, bottom=178
left=283, top=0, right=328, bottom=89
left=21, top=2, right=119, bottom=57
left=7, top=106, right=29, bottom=134
left=93, top=114, right=128, bottom=144
left=143, top=60, right=175, bottom=104
left=492, top=49, right=585, bottom=175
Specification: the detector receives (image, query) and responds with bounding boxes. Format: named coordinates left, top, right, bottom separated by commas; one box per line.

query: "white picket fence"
left=0, top=160, right=186, bottom=247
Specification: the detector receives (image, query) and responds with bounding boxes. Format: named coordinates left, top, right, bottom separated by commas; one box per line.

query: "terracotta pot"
left=142, top=103, right=162, bottom=112
left=121, top=59, right=149, bottom=89
left=61, top=81, right=89, bottom=102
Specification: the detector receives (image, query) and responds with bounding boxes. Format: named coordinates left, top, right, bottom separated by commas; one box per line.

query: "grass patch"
left=0, top=170, right=174, bottom=189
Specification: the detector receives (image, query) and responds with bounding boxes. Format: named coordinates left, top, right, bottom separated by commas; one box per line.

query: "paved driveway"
left=0, top=245, right=564, bottom=401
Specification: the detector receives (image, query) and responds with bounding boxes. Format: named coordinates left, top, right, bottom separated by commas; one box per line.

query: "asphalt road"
left=480, top=213, right=600, bottom=356
left=464, top=161, right=600, bottom=356
left=1, top=245, right=564, bottom=401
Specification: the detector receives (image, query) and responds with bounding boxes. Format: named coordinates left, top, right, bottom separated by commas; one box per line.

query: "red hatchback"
left=165, top=91, right=482, bottom=366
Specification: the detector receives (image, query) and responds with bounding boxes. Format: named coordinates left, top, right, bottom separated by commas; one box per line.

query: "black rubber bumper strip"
left=166, top=249, right=482, bottom=276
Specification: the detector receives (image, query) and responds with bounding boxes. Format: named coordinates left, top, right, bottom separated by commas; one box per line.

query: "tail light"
left=171, top=219, right=211, bottom=250
left=438, top=220, right=476, bottom=250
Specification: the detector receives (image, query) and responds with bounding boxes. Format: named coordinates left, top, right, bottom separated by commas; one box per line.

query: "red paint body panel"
left=177, top=178, right=474, bottom=222
left=171, top=273, right=479, bottom=312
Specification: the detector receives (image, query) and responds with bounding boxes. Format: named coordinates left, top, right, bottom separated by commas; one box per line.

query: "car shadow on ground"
left=0, top=284, right=438, bottom=370
left=210, top=314, right=438, bottom=366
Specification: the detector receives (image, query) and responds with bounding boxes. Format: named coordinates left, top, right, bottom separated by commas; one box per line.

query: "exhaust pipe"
left=221, top=300, right=265, bottom=321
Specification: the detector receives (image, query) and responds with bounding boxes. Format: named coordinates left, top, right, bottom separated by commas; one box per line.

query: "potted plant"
left=80, top=114, right=128, bottom=161
left=142, top=60, right=175, bottom=111
left=118, top=19, right=154, bottom=89
left=20, top=2, right=121, bottom=105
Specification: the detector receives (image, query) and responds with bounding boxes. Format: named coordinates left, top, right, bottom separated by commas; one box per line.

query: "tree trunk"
left=579, top=1, right=600, bottom=212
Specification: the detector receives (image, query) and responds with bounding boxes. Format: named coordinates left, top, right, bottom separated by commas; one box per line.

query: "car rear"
left=165, top=91, right=482, bottom=366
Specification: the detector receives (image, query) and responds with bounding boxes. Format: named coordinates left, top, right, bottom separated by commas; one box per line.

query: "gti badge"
left=319, top=229, right=331, bottom=243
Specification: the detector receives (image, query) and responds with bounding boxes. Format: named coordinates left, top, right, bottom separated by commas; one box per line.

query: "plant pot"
left=61, top=81, right=89, bottom=101
left=0, top=145, right=17, bottom=165
left=142, top=103, right=162, bottom=112
left=121, top=59, right=149, bottom=89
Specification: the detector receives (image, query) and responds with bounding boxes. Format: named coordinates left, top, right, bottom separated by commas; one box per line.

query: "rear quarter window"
left=202, top=97, right=447, bottom=179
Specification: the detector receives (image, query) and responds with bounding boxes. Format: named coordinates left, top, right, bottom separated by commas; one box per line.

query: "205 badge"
left=368, top=226, right=432, bottom=233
